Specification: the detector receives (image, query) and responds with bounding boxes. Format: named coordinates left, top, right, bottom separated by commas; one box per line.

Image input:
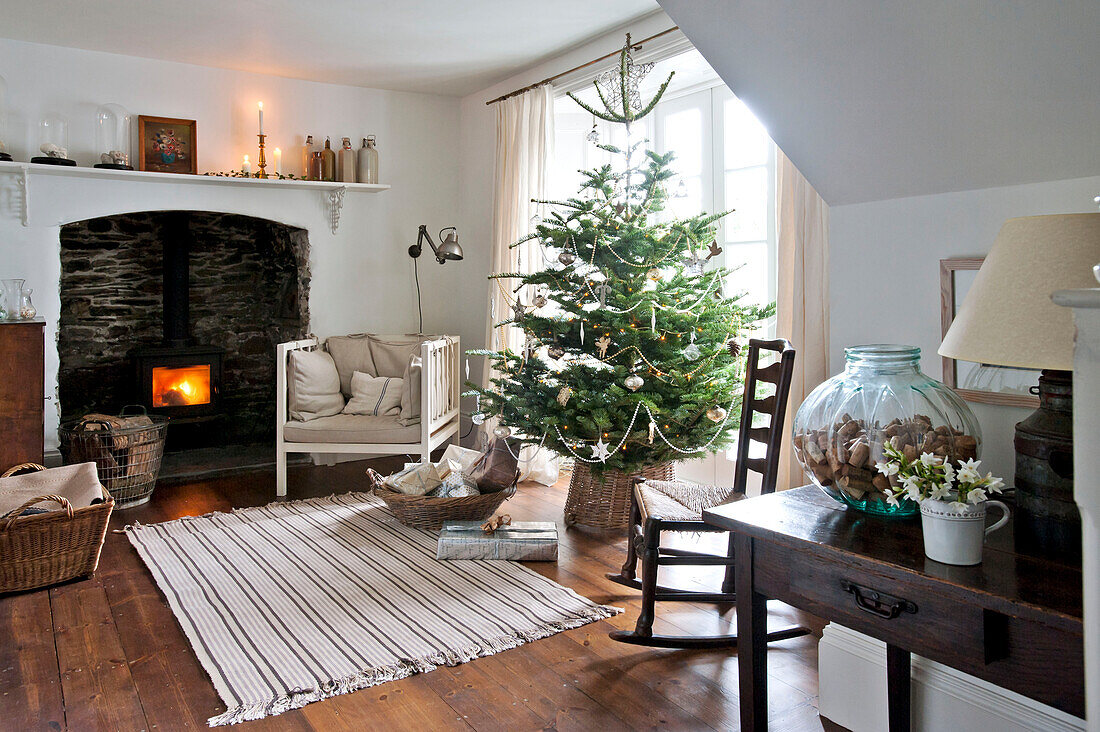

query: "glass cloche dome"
left=94, top=103, right=133, bottom=169
left=32, top=112, right=75, bottom=166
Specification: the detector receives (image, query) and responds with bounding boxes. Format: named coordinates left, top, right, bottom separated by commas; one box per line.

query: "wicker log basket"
left=365, top=468, right=516, bottom=531
left=0, top=463, right=114, bottom=593
left=564, top=462, right=677, bottom=530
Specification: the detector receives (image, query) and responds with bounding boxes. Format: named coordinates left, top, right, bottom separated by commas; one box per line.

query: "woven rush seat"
left=635, top=479, right=743, bottom=523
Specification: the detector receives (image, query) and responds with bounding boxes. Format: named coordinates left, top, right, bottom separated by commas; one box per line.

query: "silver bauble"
left=471, top=412, right=486, bottom=425
left=558, top=250, right=576, bottom=266
left=534, top=295, right=548, bottom=308
left=493, top=425, right=511, bottom=438
left=624, top=374, right=644, bottom=392
left=706, top=406, right=727, bottom=422
left=547, top=345, right=565, bottom=359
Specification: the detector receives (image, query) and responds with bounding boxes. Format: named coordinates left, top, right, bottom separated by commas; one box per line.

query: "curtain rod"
left=485, top=26, right=680, bottom=106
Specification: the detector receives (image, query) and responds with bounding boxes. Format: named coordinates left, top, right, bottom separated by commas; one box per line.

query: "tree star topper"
left=567, top=34, right=674, bottom=125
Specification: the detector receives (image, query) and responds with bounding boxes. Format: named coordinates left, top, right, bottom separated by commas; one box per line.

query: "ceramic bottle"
left=358, top=135, right=379, bottom=184
left=338, top=137, right=357, bottom=182
left=320, top=137, right=336, bottom=181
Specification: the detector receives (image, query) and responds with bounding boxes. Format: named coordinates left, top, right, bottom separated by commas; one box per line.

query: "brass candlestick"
left=257, top=133, right=268, bottom=179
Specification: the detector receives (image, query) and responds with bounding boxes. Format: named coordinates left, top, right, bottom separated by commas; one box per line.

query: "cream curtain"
left=484, top=85, right=555, bottom=369
left=484, top=86, right=557, bottom=485
left=776, top=149, right=830, bottom=490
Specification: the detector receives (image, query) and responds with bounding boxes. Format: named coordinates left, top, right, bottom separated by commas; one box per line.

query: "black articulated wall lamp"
left=409, top=224, right=463, bottom=332
left=409, top=225, right=463, bottom=264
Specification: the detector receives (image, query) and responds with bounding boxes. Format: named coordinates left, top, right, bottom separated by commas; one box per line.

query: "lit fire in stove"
left=152, top=365, right=212, bottom=407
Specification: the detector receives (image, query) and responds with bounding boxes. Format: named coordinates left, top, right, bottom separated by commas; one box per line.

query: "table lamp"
left=939, top=213, right=1100, bottom=557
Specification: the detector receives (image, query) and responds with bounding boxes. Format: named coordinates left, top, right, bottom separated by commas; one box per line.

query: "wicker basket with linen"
left=0, top=463, right=114, bottom=593
left=366, top=467, right=516, bottom=531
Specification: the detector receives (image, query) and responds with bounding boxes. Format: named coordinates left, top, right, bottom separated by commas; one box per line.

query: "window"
left=551, top=49, right=777, bottom=336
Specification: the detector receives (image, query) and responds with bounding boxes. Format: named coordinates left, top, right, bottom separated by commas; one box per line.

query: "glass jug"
left=0, top=278, right=24, bottom=320
left=18, top=288, right=35, bottom=319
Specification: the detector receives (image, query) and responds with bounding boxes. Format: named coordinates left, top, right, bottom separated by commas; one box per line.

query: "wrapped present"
left=436, top=519, right=558, bottom=561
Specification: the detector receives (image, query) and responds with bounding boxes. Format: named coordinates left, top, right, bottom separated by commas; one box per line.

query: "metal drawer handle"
left=840, top=580, right=917, bottom=619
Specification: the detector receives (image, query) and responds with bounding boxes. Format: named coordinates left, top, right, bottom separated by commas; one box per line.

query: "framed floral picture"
left=137, top=116, right=197, bottom=174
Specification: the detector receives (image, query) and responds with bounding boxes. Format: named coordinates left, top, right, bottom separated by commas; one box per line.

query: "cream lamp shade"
left=939, top=213, right=1100, bottom=372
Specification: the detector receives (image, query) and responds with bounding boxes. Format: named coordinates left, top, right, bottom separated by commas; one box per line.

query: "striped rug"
left=126, top=492, right=620, bottom=726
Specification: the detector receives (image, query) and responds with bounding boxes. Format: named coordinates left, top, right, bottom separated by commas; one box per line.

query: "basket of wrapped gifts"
left=366, top=439, right=519, bottom=530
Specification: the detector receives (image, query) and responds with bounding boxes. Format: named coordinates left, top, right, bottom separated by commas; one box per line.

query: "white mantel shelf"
left=0, top=160, right=390, bottom=233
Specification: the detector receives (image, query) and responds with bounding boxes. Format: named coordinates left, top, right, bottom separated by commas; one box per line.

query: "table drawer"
left=754, top=541, right=986, bottom=662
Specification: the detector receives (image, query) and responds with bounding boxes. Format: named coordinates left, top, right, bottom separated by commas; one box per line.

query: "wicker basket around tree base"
left=564, top=462, right=676, bottom=530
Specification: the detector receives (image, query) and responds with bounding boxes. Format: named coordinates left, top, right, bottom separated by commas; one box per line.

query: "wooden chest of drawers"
left=0, top=319, right=45, bottom=469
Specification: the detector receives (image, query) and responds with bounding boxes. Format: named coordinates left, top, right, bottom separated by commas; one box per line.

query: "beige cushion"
left=325, top=334, right=438, bottom=395
left=344, top=371, right=403, bottom=416
left=325, top=334, right=376, bottom=396
left=282, top=413, right=421, bottom=444
left=399, top=354, right=423, bottom=426
left=288, top=350, right=345, bottom=421
left=367, top=335, right=431, bottom=377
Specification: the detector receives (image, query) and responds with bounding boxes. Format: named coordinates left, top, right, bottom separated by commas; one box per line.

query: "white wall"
left=0, top=38, right=473, bottom=450
left=829, top=174, right=1100, bottom=480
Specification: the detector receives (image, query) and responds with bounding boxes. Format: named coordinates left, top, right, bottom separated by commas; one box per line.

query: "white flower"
left=885, top=492, right=901, bottom=507
left=957, top=465, right=981, bottom=484
left=929, top=483, right=952, bottom=501
left=919, top=452, right=941, bottom=468
left=942, top=462, right=956, bottom=481
left=949, top=501, right=970, bottom=514
left=900, top=475, right=922, bottom=501
left=984, top=474, right=1005, bottom=494
left=967, top=488, right=988, bottom=505
left=876, top=461, right=899, bottom=477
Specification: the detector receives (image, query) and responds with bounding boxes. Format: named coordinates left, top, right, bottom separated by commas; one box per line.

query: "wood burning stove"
left=132, top=344, right=223, bottom=420
left=130, top=212, right=226, bottom=421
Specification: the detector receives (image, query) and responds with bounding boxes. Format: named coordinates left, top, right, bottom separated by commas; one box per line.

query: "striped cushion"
left=343, top=371, right=403, bottom=416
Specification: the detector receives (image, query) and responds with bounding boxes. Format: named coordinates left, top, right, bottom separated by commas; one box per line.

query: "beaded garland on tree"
left=466, top=36, right=773, bottom=473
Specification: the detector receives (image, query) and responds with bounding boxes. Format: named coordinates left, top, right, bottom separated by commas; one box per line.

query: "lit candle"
left=242, top=154, right=251, bottom=174
left=257, top=101, right=264, bottom=136
left=274, top=147, right=282, bottom=175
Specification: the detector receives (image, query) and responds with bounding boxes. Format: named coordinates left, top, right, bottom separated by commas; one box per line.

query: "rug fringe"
left=207, top=603, right=621, bottom=726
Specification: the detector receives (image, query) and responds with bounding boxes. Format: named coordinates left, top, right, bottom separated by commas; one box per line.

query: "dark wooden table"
left=703, top=487, right=1084, bottom=732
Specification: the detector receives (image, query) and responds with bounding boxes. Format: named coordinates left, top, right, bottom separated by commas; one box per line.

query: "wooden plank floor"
left=0, top=457, right=847, bottom=731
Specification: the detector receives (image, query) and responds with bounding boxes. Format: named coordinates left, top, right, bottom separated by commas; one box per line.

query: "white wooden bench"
left=275, top=335, right=461, bottom=496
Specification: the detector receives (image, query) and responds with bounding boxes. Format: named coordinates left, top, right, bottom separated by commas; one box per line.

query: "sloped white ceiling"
left=0, top=0, right=659, bottom=97
left=659, top=0, right=1100, bottom=205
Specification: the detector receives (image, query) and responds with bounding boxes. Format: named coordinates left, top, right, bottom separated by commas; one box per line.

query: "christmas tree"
left=469, top=39, right=773, bottom=474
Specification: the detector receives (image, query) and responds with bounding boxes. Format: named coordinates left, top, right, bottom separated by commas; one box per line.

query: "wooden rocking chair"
left=607, top=338, right=811, bottom=648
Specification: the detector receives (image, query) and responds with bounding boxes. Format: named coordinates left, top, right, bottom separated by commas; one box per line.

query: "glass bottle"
left=308, top=151, right=324, bottom=181
left=338, top=137, right=357, bottom=182
left=18, top=288, right=35, bottom=319
left=320, top=137, right=336, bottom=182
left=791, top=344, right=981, bottom=517
left=358, top=135, right=379, bottom=184
left=301, top=135, right=315, bottom=179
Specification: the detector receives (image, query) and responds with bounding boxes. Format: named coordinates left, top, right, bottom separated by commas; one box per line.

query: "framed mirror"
left=940, top=257, right=1039, bottom=408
